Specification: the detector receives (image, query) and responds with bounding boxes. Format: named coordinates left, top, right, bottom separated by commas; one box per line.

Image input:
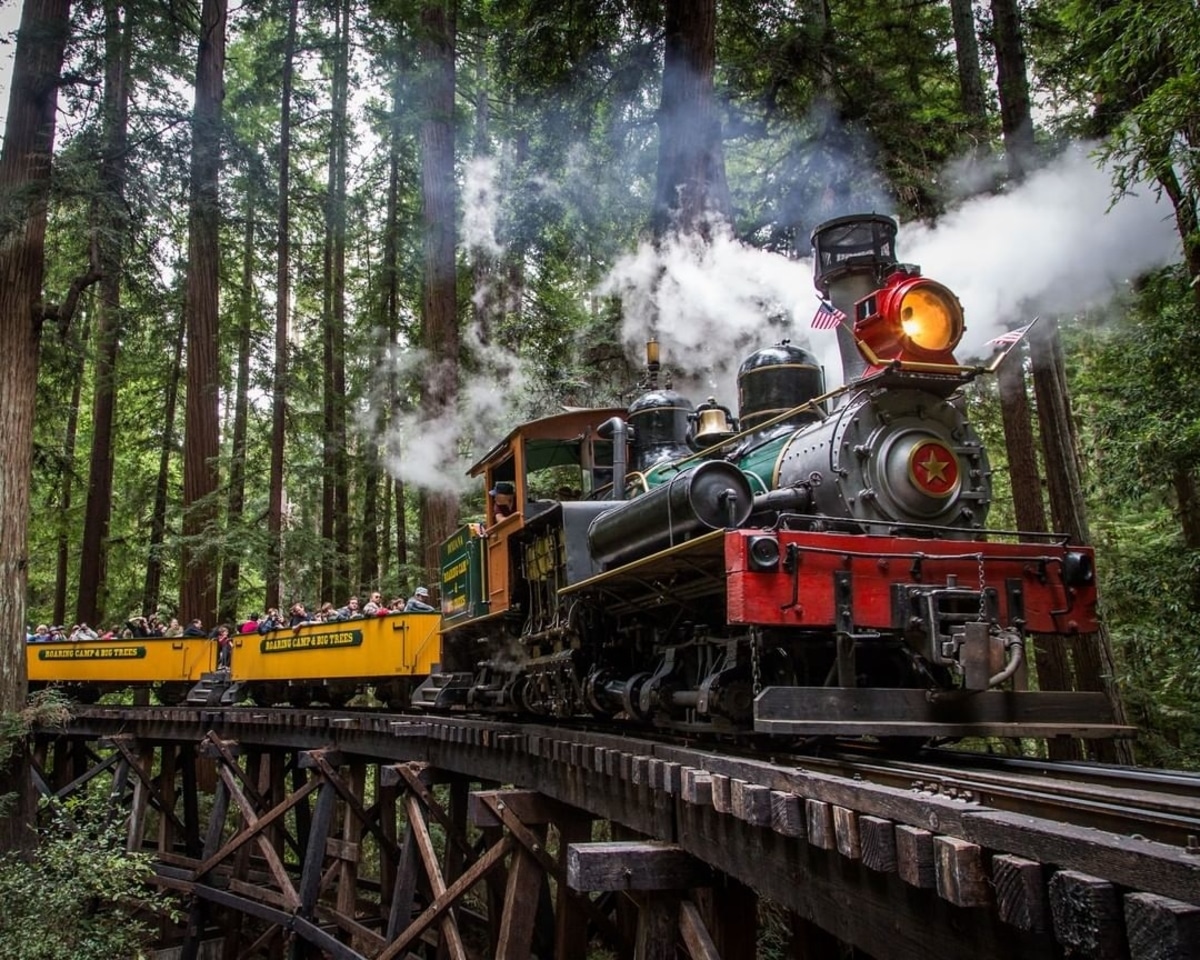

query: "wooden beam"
left=934, top=836, right=990, bottom=908
left=634, top=893, right=679, bottom=960
left=1124, top=891, right=1200, bottom=960
left=860, top=816, right=896, bottom=873
left=298, top=779, right=338, bottom=916
left=496, top=834, right=544, bottom=960
left=805, top=799, right=834, bottom=851
left=1049, top=870, right=1125, bottom=960
left=553, top=815, right=594, bottom=960
left=468, top=788, right=581, bottom=828
left=216, top=764, right=301, bottom=911
left=193, top=775, right=319, bottom=878
left=375, top=816, right=511, bottom=960
left=567, top=842, right=712, bottom=892
left=404, top=792, right=467, bottom=960
left=896, top=824, right=936, bottom=889
left=679, top=900, right=721, bottom=960
left=993, top=854, right=1048, bottom=932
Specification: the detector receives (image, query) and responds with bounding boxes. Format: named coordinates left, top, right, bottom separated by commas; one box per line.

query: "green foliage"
left=1067, top=271, right=1200, bottom=766
left=0, top=691, right=73, bottom=818
left=0, top=795, right=180, bottom=960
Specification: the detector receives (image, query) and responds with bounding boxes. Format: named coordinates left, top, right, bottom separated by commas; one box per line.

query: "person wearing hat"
left=489, top=480, right=517, bottom=524
left=404, top=586, right=436, bottom=613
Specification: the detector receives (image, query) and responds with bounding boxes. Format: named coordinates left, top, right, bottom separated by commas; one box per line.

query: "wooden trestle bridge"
left=31, top=706, right=1200, bottom=960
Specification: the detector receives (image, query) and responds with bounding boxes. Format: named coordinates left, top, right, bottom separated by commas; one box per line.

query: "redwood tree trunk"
left=143, top=313, right=187, bottom=615
left=989, top=0, right=1035, bottom=179
left=652, top=0, right=731, bottom=238
left=949, top=0, right=987, bottom=142
left=55, top=313, right=91, bottom=625
left=78, top=0, right=132, bottom=626
left=383, top=64, right=408, bottom=575
left=321, top=0, right=351, bottom=603
left=0, top=0, right=72, bottom=854
left=996, top=351, right=1077, bottom=760
left=180, top=0, right=227, bottom=628
left=219, top=198, right=256, bottom=623
left=266, top=0, right=298, bottom=612
left=1030, top=320, right=1134, bottom=763
left=417, top=0, right=460, bottom=579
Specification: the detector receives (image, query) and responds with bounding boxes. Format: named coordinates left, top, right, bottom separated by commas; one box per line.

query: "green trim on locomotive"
left=440, top=523, right=488, bottom=622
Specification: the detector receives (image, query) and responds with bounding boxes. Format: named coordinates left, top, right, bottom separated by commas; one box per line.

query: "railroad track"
left=67, top=702, right=1200, bottom=852
left=794, top=746, right=1200, bottom=848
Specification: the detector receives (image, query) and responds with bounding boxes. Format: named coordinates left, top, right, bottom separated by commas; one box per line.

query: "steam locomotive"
left=420, top=214, right=1125, bottom=741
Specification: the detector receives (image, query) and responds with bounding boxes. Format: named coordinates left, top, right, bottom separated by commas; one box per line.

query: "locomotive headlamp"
left=854, top=270, right=965, bottom=366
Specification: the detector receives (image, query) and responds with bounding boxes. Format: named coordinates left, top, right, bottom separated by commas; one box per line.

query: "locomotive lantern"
left=853, top=268, right=965, bottom=367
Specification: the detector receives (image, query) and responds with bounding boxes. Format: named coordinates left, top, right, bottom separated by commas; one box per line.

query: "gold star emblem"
left=919, top=449, right=949, bottom=483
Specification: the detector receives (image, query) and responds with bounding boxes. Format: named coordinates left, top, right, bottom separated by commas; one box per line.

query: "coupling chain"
left=977, top=553, right=987, bottom=622
left=750, top=626, right=763, bottom=696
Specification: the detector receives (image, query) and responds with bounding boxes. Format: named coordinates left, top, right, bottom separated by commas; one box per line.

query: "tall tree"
left=416, top=0, right=460, bottom=577
left=989, top=0, right=1035, bottom=178
left=266, top=0, right=300, bottom=612
left=143, top=312, right=187, bottom=616
left=321, top=0, right=352, bottom=602
left=77, top=0, right=134, bottom=626
left=0, top=0, right=73, bottom=853
left=218, top=196, right=257, bottom=623
left=949, top=0, right=987, bottom=143
left=54, top=312, right=90, bottom=626
left=652, top=0, right=731, bottom=238
left=382, top=64, right=408, bottom=575
left=180, top=0, right=228, bottom=628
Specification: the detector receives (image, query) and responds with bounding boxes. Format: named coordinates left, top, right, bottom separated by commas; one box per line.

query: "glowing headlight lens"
left=898, top=285, right=963, bottom=352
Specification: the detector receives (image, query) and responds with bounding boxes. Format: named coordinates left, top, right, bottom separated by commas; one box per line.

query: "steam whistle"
left=687, top=397, right=739, bottom=450
left=645, top=337, right=661, bottom=389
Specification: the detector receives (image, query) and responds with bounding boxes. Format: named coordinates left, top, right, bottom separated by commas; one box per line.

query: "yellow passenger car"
left=27, top=636, right=214, bottom=703
left=232, top=613, right=442, bottom=708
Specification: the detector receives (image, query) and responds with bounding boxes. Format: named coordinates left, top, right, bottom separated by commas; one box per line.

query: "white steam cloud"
left=600, top=227, right=816, bottom=401
left=900, top=143, right=1180, bottom=359
left=604, top=143, right=1180, bottom=390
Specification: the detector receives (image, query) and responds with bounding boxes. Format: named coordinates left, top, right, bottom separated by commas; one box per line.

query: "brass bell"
left=688, top=398, right=738, bottom=449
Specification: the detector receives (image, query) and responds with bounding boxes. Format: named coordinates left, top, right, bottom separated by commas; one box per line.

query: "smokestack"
left=810, top=214, right=899, bottom=383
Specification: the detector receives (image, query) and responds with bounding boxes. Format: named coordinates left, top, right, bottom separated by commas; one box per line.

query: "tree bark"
left=0, top=0, right=72, bottom=854
left=78, top=0, right=132, bottom=627
left=55, top=312, right=91, bottom=626
left=381, top=63, right=408, bottom=576
left=321, top=0, right=351, bottom=603
left=949, top=0, right=987, bottom=142
left=996, top=351, right=1077, bottom=759
left=180, top=0, right=226, bottom=628
left=219, top=197, right=256, bottom=623
left=143, top=312, right=187, bottom=617
left=417, top=0, right=460, bottom=580
left=989, top=0, right=1035, bottom=179
left=1029, top=320, right=1134, bottom=763
left=652, top=0, right=731, bottom=238
left=266, top=0, right=299, bottom=613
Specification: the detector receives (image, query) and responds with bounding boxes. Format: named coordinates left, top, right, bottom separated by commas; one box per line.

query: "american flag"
left=985, top=323, right=1033, bottom=349
left=811, top=300, right=847, bottom=330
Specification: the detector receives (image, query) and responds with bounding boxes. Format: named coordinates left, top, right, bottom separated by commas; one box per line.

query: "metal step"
left=411, top=671, right=473, bottom=708
left=186, top=671, right=241, bottom=707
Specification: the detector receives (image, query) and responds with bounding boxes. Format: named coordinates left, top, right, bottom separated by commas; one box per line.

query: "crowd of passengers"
left=25, top=586, right=438, bottom=645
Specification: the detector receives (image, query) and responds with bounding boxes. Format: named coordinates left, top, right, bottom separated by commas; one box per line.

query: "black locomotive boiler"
left=418, top=214, right=1126, bottom=744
